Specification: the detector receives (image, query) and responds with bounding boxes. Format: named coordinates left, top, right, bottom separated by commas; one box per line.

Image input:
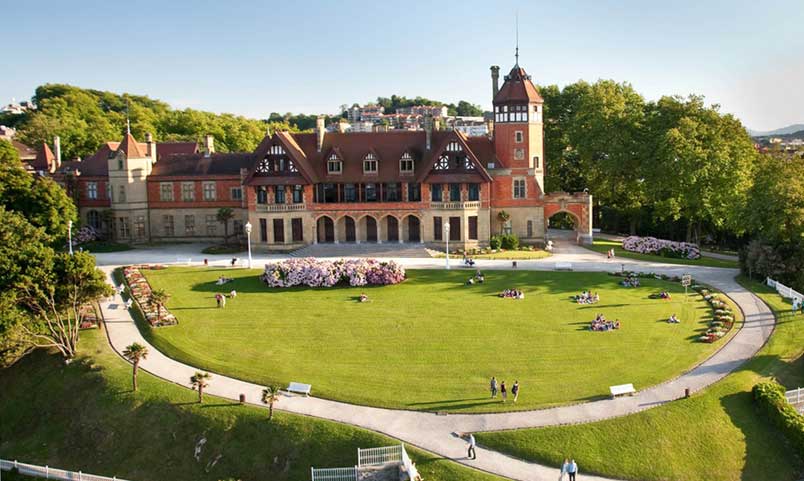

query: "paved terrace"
left=94, top=242, right=774, bottom=481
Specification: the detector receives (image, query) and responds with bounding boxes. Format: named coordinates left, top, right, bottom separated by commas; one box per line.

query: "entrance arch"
left=337, top=215, right=356, bottom=243
left=545, top=209, right=582, bottom=244
left=359, top=215, right=378, bottom=243
left=385, top=216, right=399, bottom=242
left=543, top=192, right=594, bottom=244
left=403, top=215, right=421, bottom=242
left=316, top=216, right=335, bottom=243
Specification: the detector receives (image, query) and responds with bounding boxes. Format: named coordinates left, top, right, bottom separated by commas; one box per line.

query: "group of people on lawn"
left=575, top=290, right=600, bottom=304
left=499, top=288, right=525, bottom=299
left=590, top=313, right=620, bottom=331
left=466, top=270, right=485, bottom=285
left=651, top=290, right=672, bottom=300
left=213, top=277, right=236, bottom=307
left=620, top=275, right=640, bottom=287
left=489, top=376, right=519, bottom=403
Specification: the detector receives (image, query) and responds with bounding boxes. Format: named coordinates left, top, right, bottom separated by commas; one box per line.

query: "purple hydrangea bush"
left=622, top=236, right=701, bottom=260
left=261, top=258, right=406, bottom=288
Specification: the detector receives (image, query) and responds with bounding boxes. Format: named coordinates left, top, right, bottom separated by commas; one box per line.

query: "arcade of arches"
left=316, top=214, right=422, bottom=244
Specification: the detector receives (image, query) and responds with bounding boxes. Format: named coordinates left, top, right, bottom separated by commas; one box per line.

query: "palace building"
left=52, top=61, right=593, bottom=250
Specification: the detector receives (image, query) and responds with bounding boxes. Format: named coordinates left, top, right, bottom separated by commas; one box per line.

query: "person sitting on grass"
left=216, top=276, right=233, bottom=285
left=229, top=289, right=237, bottom=298
left=359, top=292, right=368, bottom=303
left=464, top=256, right=476, bottom=267
left=475, top=271, right=485, bottom=283
left=467, top=277, right=475, bottom=285
left=668, top=313, right=680, bottom=323
left=500, top=289, right=524, bottom=299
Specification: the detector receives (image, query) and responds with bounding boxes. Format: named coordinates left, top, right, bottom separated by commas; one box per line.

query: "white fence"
left=0, top=459, right=130, bottom=481
left=357, top=445, right=403, bottom=467
left=309, top=466, right=357, bottom=481
left=787, top=387, right=804, bottom=410
left=766, top=277, right=804, bottom=303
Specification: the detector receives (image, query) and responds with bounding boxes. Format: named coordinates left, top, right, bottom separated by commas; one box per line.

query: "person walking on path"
left=490, top=376, right=498, bottom=398
left=567, top=459, right=578, bottom=481
left=512, top=380, right=520, bottom=403
left=793, top=299, right=799, bottom=314
left=500, top=380, right=507, bottom=402
left=559, top=458, right=569, bottom=481
left=466, top=433, right=476, bottom=460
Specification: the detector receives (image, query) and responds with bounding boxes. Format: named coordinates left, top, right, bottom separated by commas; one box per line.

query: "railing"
left=766, top=277, right=804, bottom=303
left=256, top=203, right=307, bottom=212
left=310, top=466, right=357, bottom=481
left=400, top=444, right=418, bottom=479
left=429, top=201, right=481, bottom=210
left=0, top=459, right=131, bottom=481
left=786, top=387, right=803, bottom=406
left=357, top=444, right=403, bottom=466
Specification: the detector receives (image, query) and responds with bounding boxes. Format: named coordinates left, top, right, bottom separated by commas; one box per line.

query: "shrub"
left=489, top=235, right=502, bottom=250
left=622, top=235, right=701, bottom=259
left=500, top=234, right=519, bottom=250
left=753, top=381, right=804, bottom=457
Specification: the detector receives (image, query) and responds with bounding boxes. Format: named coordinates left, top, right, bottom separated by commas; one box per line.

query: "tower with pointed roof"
left=107, top=129, right=156, bottom=241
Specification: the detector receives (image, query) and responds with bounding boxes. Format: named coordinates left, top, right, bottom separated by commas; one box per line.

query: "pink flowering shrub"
left=622, top=236, right=701, bottom=260
left=73, top=226, right=99, bottom=245
left=261, top=258, right=406, bottom=288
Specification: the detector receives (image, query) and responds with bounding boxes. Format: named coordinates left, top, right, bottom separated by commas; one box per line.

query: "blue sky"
left=2, top=0, right=802, bottom=131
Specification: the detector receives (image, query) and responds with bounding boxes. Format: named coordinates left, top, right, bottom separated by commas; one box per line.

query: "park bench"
left=287, top=382, right=312, bottom=396
left=555, top=262, right=573, bottom=271
left=610, top=383, right=636, bottom=398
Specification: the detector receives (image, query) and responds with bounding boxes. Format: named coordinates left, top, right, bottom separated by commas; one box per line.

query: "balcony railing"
left=429, top=201, right=481, bottom=210
left=256, top=203, right=306, bottom=212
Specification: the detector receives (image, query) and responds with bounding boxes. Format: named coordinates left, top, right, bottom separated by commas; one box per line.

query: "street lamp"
left=244, top=221, right=253, bottom=269
left=444, top=222, right=450, bottom=270
left=68, top=220, right=74, bottom=255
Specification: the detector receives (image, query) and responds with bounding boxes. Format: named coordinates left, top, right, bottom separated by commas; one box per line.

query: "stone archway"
left=336, top=215, right=356, bottom=243
left=385, top=216, right=399, bottom=243
left=316, top=216, right=335, bottom=243
left=359, top=215, right=378, bottom=243
left=543, top=192, right=594, bottom=244
left=403, top=215, right=421, bottom=243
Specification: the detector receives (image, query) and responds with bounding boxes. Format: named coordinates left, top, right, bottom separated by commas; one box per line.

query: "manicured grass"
left=477, top=277, right=804, bottom=481
left=0, top=329, right=503, bottom=481
left=201, top=244, right=245, bottom=255
left=143, top=267, right=723, bottom=413
left=79, top=240, right=133, bottom=253
left=431, top=249, right=552, bottom=260
left=586, top=240, right=739, bottom=268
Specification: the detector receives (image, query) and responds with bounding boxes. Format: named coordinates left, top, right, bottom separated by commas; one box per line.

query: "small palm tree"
left=261, top=385, right=281, bottom=420
left=190, top=371, right=212, bottom=403
left=216, top=207, right=235, bottom=244
left=497, top=210, right=511, bottom=234
left=122, top=342, right=149, bottom=391
left=150, top=288, right=170, bottom=323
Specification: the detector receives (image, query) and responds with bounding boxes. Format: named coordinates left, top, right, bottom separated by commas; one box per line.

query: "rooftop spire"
left=515, top=11, right=519, bottom=67
left=125, top=98, right=131, bottom=134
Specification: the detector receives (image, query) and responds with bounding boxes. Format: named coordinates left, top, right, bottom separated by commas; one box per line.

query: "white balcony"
left=429, top=201, right=481, bottom=210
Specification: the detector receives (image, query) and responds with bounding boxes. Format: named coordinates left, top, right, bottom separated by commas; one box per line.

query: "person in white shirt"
left=467, top=433, right=476, bottom=459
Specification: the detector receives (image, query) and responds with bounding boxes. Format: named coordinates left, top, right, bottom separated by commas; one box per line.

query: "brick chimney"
left=145, top=132, right=157, bottom=161
left=337, top=119, right=348, bottom=134
left=490, top=65, right=500, bottom=99
left=315, top=116, right=325, bottom=152
left=424, top=114, right=433, bottom=150
left=204, top=134, right=215, bottom=157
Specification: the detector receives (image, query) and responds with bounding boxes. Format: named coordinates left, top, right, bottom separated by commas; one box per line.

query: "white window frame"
left=230, top=187, right=243, bottom=201
left=159, top=182, right=174, bottom=201
left=202, top=181, right=217, bottom=201
left=327, top=154, right=342, bottom=174
left=363, top=153, right=378, bottom=174
left=181, top=182, right=195, bottom=201
left=515, top=131, right=523, bottom=143
left=86, top=181, right=98, bottom=200
left=513, top=178, right=527, bottom=199
left=400, top=152, right=414, bottom=174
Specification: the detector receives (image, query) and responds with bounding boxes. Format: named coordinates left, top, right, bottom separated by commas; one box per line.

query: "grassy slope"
left=587, top=239, right=739, bottom=268
left=143, top=267, right=723, bottom=413
left=477, top=278, right=804, bottom=481
left=0, top=329, right=502, bottom=481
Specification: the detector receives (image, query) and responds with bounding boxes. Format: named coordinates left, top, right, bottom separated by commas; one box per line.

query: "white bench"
left=287, top=382, right=312, bottom=396
left=610, top=383, right=636, bottom=398
left=555, top=262, right=573, bottom=271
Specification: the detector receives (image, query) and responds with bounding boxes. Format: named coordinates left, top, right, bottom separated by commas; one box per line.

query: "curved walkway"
left=96, top=244, right=775, bottom=481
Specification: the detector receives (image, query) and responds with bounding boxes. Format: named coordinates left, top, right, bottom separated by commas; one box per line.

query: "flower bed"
left=261, top=258, right=405, bottom=288
left=622, top=236, right=701, bottom=260
left=693, top=284, right=736, bottom=343
left=122, top=265, right=177, bottom=327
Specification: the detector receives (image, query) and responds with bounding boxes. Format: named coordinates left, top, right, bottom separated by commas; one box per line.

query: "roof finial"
left=515, top=11, right=519, bottom=67
left=125, top=98, right=131, bottom=135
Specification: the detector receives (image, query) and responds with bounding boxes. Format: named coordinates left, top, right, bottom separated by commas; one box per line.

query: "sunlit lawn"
left=586, top=240, right=739, bottom=268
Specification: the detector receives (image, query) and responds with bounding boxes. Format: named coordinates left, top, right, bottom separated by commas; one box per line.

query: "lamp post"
left=244, top=221, right=253, bottom=269
left=68, top=220, right=74, bottom=255
left=444, top=222, right=450, bottom=270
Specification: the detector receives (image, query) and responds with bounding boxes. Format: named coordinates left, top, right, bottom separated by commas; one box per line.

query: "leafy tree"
left=261, top=385, right=281, bottom=420
left=150, top=289, right=170, bottom=324
left=497, top=210, right=511, bottom=235
left=216, top=207, right=235, bottom=244
left=122, top=342, right=149, bottom=391
left=191, top=371, right=212, bottom=403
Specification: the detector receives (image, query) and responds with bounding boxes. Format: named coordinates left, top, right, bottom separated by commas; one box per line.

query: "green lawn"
left=0, top=329, right=503, bottom=481
left=142, top=267, right=724, bottom=413
left=79, top=240, right=133, bottom=253
left=477, top=278, right=804, bottom=481
left=431, top=249, right=552, bottom=260
left=586, top=240, right=739, bottom=268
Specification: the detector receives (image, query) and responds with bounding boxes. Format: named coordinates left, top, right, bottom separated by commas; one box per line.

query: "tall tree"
left=261, top=385, right=281, bottom=420
left=122, top=342, right=149, bottom=391
left=216, top=207, right=235, bottom=244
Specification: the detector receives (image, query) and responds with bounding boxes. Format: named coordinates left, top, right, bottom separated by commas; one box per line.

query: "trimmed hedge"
left=753, top=381, right=804, bottom=456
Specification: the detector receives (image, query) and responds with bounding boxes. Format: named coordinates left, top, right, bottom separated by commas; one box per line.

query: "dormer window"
left=400, top=152, right=414, bottom=174
left=363, top=153, right=378, bottom=174
left=327, top=153, right=342, bottom=174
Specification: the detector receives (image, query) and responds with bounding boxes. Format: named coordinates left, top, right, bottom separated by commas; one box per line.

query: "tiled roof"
left=151, top=152, right=254, bottom=177
left=493, top=65, right=544, bottom=104
left=117, top=132, right=146, bottom=158
left=11, top=139, right=36, bottom=159
left=28, top=142, right=55, bottom=172
left=57, top=141, right=199, bottom=177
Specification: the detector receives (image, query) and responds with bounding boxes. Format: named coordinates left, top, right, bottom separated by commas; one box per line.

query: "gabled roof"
left=151, top=152, right=254, bottom=177
left=29, top=141, right=55, bottom=172
left=416, top=130, right=492, bottom=183
left=244, top=133, right=317, bottom=185
left=117, top=132, right=146, bottom=159
left=493, top=65, right=544, bottom=104
left=55, top=141, right=199, bottom=177
left=11, top=139, right=36, bottom=160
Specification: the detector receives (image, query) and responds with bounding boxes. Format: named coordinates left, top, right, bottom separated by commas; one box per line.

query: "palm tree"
left=190, top=371, right=212, bottom=403
left=122, top=342, right=149, bottom=391
left=150, top=288, right=170, bottom=323
left=216, top=207, right=235, bottom=245
left=261, top=385, right=281, bottom=420
left=497, top=210, right=511, bottom=235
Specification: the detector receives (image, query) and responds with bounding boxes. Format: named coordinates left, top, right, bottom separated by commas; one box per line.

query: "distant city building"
left=1, top=99, right=35, bottom=115
left=395, top=105, right=448, bottom=118
left=0, top=125, right=16, bottom=140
